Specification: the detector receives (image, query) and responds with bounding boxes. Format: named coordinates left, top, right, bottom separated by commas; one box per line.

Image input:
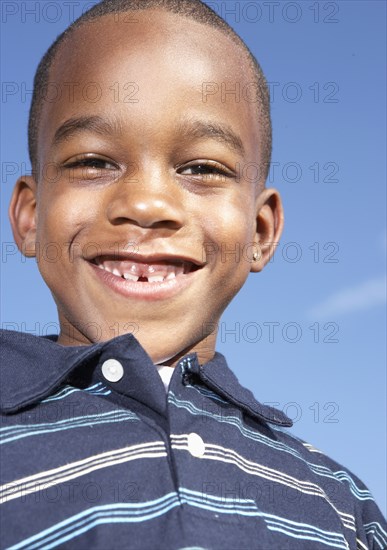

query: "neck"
left=56, top=315, right=218, bottom=368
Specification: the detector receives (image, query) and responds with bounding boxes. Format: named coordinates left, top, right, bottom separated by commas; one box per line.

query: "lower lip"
left=88, top=262, right=200, bottom=301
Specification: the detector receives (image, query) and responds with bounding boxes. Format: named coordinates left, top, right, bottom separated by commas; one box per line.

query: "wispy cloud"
left=308, top=276, right=386, bottom=318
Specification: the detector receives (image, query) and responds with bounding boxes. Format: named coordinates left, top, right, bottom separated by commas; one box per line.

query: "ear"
left=250, top=188, right=284, bottom=273
left=9, top=176, right=38, bottom=258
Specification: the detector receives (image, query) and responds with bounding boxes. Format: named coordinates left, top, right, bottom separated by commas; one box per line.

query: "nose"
left=106, top=167, right=185, bottom=231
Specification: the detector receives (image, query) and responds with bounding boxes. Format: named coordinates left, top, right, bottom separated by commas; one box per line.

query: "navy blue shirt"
left=0, top=329, right=386, bottom=549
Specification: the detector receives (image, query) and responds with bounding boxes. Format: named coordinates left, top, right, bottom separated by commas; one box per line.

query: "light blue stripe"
left=179, top=486, right=260, bottom=516
left=42, top=384, right=98, bottom=402
left=179, top=495, right=260, bottom=517
left=263, top=513, right=348, bottom=547
left=169, top=391, right=313, bottom=462
left=180, top=486, right=255, bottom=505
left=40, top=509, right=181, bottom=550
left=10, top=487, right=260, bottom=549
left=8, top=487, right=351, bottom=550
left=364, top=521, right=387, bottom=549
left=0, top=410, right=137, bottom=434
left=169, top=393, right=327, bottom=468
left=179, top=487, right=258, bottom=512
left=42, top=383, right=111, bottom=402
left=42, top=387, right=80, bottom=402
left=332, top=471, right=373, bottom=500
left=1, top=411, right=138, bottom=444
left=89, top=388, right=111, bottom=395
left=265, top=518, right=345, bottom=543
left=84, top=383, right=105, bottom=391
left=169, top=392, right=372, bottom=504
left=0, top=410, right=133, bottom=434
left=266, top=526, right=348, bottom=549
left=368, top=533, right=383, bottom=550
left=9, top=494, right=180, bottom=550
left=192, top=384, right=230, bottom=404
left=364, top=521, right=387, bottom=539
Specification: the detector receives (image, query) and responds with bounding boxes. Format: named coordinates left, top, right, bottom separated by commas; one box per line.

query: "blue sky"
left=1, top=1, right=386, bottom=513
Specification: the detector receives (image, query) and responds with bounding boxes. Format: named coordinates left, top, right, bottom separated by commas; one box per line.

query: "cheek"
left=204, top=195, right=256, bottom=249
left=34, top=190, right=100, bottom=274
left=36, top=189, right=99, bottom=243
left=200, top=198, right=256, bottom=297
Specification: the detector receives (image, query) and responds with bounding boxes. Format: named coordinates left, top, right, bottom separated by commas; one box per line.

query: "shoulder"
left=0, top=328, right=59, bottom=371
left=0, top=329, right=63, bottom=414
left=271, top=425, right=387, bottom=549
left=0, top=328, right=53, bottom=354
left=0, top=328, right=33, bottom=364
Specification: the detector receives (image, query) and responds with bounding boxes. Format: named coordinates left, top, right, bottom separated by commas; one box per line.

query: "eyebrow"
left=52, top=116, right=122, bottom=147
left=178, top=119, right=245, bottom=157
left=52, top=115, right=245, bottom=156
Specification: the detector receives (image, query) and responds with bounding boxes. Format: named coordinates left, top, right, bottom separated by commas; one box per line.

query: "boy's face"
left=10, top=10, right=283, bottom=365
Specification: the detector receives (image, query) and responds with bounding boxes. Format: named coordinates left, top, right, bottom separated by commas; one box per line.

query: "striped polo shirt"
left=0, top=329, right=386, bottom=549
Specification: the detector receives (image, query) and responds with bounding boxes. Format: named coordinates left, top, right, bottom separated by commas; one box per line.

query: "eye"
left=178, top=161, right=234, bottom=179
left=61, top=155, right=121, bottom=182
left=64, top=156, right=118, bottom=171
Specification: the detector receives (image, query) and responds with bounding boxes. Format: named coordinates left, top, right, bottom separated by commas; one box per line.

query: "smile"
left=93, top=257, right=197, bottom=283
left=88, top=254, right=204, bottom=301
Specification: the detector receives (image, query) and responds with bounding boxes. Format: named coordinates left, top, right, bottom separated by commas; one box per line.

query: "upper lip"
left=87, top=252, right=205, bottom=268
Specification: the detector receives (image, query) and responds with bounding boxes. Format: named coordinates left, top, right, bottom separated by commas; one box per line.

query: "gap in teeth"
left=95, top=259, right=186, bottom=282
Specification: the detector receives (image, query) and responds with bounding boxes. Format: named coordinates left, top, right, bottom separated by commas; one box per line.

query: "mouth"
left=87, top=254, right=204, bottom=300
left=91, top=255, right=202, bottom=282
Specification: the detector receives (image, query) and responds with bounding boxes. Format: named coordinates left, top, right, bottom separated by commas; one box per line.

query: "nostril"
left=106, top=192, right=185, bottom=231
left=109, top=217, right=182, bottom=231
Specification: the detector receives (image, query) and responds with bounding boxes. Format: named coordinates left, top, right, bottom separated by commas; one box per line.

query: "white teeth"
left=95, top=258, right=192, bottom=281
left=123, top=273, right=140, bottom=282
left=148, top=275, right=164, bottom=283
left=105, top=261, right=117, bottom=274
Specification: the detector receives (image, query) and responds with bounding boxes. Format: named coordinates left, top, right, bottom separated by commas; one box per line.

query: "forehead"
left=39, top=10, right=260, bottom=159
left=56, top=9, right=250, bottom=80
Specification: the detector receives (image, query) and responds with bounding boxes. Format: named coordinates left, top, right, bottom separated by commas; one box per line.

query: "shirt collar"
left=0, top=329, right=292, bottom=427
left=180, top=352, right=292, bottom=427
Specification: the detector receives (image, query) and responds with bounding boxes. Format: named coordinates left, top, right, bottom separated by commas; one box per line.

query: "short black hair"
left=28, top=0, right=272, bottom=181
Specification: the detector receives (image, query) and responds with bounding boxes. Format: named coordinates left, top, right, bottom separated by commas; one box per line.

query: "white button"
left=101, top=359, right=124, bottom=382
left=187, top=432, right=205, bottom=458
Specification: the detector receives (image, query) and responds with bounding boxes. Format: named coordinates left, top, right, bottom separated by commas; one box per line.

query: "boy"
left=1, top=0, right=386, bottom=548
